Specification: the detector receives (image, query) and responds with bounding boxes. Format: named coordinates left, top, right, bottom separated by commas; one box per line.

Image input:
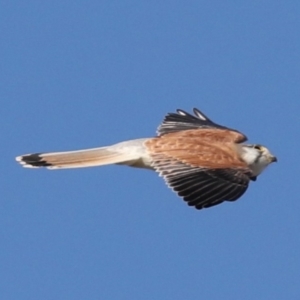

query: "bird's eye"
left=254, top=145, right=262, bottom=151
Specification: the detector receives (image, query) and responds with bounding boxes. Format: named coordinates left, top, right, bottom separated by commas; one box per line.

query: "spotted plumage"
left=16, top=108, right=277, bottom=210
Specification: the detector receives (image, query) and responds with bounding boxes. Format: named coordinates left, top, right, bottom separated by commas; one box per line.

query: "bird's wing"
left=157, top=108, right=247, bottom=143
left=146, top=137, right=252, bottom=209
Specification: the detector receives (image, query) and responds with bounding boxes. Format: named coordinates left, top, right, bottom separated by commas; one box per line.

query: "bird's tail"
left=16, top=139, right=151, bottom=170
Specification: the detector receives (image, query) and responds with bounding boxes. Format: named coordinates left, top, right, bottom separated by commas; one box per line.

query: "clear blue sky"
left=2, top=1, right=300, bottom=299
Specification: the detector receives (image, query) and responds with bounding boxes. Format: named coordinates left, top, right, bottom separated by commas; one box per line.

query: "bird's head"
left=240, top=144, right=277, bottom=176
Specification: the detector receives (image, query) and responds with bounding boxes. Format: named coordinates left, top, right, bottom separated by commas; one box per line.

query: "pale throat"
left=239, top=146, right=269, bottom=176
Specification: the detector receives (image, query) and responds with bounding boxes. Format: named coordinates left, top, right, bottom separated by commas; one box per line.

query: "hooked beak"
left=270, top=156, right=278, bottom=163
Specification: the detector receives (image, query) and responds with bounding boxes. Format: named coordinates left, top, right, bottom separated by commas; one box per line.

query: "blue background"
left=2, top=1, right=300, bottom=299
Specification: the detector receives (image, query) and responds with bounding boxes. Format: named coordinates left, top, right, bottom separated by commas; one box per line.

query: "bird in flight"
left=16, top=108, right=277, bottom=210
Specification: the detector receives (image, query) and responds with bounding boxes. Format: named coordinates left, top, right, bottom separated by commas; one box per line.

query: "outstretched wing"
left=146, top=136, right=253, bottom=209
left=157, top=108, right=247, bottom=143
left=150, top=153, right=251, bottom=209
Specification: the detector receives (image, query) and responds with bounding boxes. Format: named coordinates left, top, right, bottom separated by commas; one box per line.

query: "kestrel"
left=16, top=108, right=277, bottom=210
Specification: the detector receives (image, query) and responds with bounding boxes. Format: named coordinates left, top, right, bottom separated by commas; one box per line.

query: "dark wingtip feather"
left=157, top=107, right=229, bottom=136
